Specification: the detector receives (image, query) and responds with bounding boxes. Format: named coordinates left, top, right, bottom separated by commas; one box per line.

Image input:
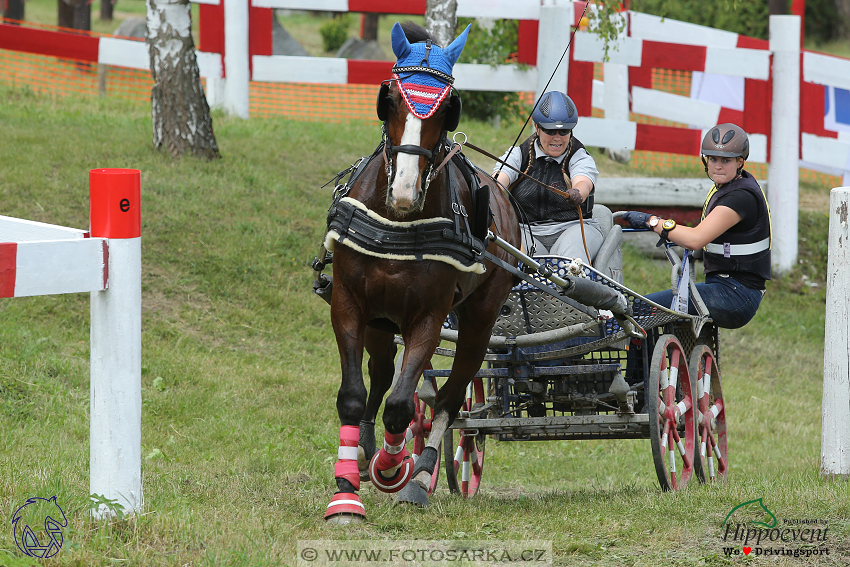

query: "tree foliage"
left=455, top=18, right=524, bottom=123
left=630, top=0, right=842, bottom=44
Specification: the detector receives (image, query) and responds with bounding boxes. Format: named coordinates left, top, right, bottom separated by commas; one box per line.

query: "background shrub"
left=456, top=18, right=528, bottom=124
left=319, top=14, right=350, bottom=53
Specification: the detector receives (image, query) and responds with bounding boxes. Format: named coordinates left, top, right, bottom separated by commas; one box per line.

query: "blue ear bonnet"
left=389, top=23, right=470, bottom=119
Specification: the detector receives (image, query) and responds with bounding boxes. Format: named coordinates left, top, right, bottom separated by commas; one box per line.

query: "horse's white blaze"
left=390, top=113, right=423, bottom=211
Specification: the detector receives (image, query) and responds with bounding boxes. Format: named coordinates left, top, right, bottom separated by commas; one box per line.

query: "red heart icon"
left=743, top=547, right=752, bottom=555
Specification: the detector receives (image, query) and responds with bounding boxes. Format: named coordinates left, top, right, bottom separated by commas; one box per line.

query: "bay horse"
left=321, top=22, right=520, bottom=523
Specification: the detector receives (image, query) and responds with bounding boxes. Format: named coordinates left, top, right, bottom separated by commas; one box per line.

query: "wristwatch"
left=660, top=219, right=677, bottom=239
left=648, top=216, right=660, bottom=229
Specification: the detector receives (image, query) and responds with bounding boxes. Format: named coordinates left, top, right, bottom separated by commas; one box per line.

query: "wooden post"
left=224, top=0, right=250, bottom=118
left=767, top=15, right=800, bottom=275
left=89, top=168, right=144, bottom=517
left=536, top=0, right=572, bottom=100
left=821, top=187, right=850, bottom=480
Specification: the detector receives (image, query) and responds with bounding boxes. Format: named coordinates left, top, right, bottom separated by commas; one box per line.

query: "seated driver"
left=493, top=91, right=602, bottom=263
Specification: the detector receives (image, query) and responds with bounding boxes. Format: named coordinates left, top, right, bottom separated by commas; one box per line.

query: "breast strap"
left=325, top=197, right=488, bottom=274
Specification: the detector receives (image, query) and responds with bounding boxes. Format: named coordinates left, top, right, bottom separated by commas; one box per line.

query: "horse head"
left=377, top=22, right=469, bottom=215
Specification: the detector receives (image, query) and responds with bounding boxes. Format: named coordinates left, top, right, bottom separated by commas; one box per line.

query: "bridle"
left=380, top=81, right=453, bottom=210
left=381, top=121, right=442, bottom=199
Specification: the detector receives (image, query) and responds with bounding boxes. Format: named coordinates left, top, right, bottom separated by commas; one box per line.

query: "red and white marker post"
left=0, top=168, right=143, bottom=517
left=88, top=168, right=143, bottom=518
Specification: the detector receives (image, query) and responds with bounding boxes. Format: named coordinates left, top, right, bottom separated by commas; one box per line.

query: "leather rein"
left=460, top=139, right=592, bottom=267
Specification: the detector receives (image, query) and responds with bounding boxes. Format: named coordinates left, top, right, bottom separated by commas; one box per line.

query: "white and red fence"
left=1, top=1, right=847, bottom=172
left=0, top=169, right=143, bottom=518
left=3, top=1, right=850, bottom=270
left=3, top=2, right=848, bottom=175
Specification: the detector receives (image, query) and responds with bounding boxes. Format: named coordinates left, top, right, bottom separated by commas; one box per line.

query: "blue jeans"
left=644, top=273, right=764, bottom=329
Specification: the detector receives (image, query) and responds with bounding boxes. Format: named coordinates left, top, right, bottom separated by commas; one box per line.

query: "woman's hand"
left=565, top=187, right=583, bottom=206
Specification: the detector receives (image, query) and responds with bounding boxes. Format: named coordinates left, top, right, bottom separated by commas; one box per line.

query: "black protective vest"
left=701, top=171, right=772, bottom=281
left=509, top=135, right=594, bottom=223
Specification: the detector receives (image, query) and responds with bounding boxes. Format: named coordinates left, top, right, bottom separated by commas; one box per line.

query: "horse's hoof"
left=369, top=454, right=413, bottom=493
left=396, top=481, right=429, bottom=507
left=324, top=492, right=366, bottom=523
left=325, top=513, right=365, bottom=525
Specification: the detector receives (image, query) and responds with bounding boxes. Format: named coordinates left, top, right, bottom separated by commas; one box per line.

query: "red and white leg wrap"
left=325, top=492, right=366, bottom=519
left=368, top=430, right=413, bottom=493
left=333, top=425, right=361, bottom=490
left=375, top=431, right=410, bottom=470
left=326, top=425, right=365, bottom=520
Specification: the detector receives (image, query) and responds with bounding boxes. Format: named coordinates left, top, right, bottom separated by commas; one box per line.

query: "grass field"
left=0, top=79, right=846, bottom=567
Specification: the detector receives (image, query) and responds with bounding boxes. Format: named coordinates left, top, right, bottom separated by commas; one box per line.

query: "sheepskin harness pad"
left=323, top=147, right=490, bottom=274
left=325, top=196, right=486, bottom=275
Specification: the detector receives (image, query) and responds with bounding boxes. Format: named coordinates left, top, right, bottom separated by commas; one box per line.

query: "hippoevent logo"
left=11, top=496, right=68, bottom=559
left=720, top=498, right=830, bottom=559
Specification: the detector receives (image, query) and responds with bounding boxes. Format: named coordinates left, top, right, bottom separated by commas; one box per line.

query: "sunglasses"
left=539, top=127, right=572, bottom=136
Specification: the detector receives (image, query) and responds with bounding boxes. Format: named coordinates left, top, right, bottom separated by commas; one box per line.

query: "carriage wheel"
left=647, top=335, right=697, bottom=491
left=443, top=377, right=486, bottom=497
left=689, top=345, right=728, bottom=483
left=408, top=371, right=441, bottom=495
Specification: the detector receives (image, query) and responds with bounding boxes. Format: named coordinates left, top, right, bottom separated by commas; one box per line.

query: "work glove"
left=620, top=211, right=653, bottom=229
left=565, top=187, right=583, bottom=207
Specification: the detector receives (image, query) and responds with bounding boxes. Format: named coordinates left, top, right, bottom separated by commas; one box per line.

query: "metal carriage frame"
left=406, top=240, right=729, bottom=496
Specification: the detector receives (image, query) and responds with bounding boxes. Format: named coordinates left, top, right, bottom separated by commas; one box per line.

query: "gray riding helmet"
left=532, top=91, right=579, bottom=130
left=701, top=123, right=749, bottom=160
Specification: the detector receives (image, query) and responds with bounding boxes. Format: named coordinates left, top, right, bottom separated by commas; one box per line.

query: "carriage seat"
left=489, top=204, right=624, bottom=337
left=590, top=204, right=623, bottom=285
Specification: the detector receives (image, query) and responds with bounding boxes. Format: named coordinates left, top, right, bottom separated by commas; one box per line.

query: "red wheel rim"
left=648, top=335, right=697, bottom=491
left=691, top=345, right=728, bottom=482
left=449, top=378, right=486, bottom=497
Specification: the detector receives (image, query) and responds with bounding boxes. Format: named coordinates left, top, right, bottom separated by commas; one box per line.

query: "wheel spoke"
left=649, top=335, right=696, bottom=491
left=688, top=345, right=727, bottom=484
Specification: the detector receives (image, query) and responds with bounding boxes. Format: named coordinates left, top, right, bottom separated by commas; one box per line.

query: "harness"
left=323, top=145, right=490, bottom=274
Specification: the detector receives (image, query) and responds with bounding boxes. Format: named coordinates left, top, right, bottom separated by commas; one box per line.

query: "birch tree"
left=838, top=0, right=850, bottom=40
left=425, top=0, right=457, bottom=47
left=146, top=0, right=220, bottom=159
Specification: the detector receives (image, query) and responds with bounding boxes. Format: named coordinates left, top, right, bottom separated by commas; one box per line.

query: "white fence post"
left=536, top=0, right=574, bottom=101
left=821, top=187, right=850, bottom=480
left=89, top=169, right=144, bottom=517
left=224, top=0, right=250, bottom=118
left=768, top=15, right=801, bottom=275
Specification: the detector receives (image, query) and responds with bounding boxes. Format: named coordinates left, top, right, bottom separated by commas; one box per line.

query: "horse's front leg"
left=402, top=296, right=504, bottom=503
left=326, top=284, right=369, bottom=524
left=369, top=316, right=443, bottom=494
left=357, top=327, right=397, bottom=479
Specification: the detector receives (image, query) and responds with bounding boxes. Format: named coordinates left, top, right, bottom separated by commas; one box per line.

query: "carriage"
left=313, top=21, right=727, bottom=523
left=403, top=205, right=728, bottom=495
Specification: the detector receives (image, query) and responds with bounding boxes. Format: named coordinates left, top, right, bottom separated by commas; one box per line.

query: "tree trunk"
left=360, top=13, right=378, bottom=41
left=4, top=0, right=25, bottom=22
left=146, top=0, right=220, bottom=159
left=425, top=0, right=457, bottom=48
left=768, top=0, right=788, bottom=16
left=101, top=0, right=114, bottom=22
left=837, top=0, right=850, bottom=39
left=58, top=0, right=90, bottom=30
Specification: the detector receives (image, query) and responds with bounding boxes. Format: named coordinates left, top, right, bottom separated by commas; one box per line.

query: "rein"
left=460, top=139, right=592, bottom=266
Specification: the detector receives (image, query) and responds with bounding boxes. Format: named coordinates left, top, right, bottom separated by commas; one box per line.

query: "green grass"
left=0, top=84, right=846, bottom=567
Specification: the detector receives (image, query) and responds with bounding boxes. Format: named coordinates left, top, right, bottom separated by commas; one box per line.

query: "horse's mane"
left=400, top=20, right=433, bottom=44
